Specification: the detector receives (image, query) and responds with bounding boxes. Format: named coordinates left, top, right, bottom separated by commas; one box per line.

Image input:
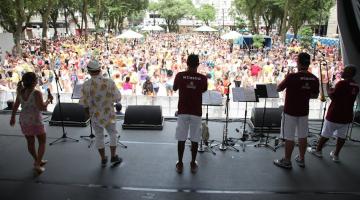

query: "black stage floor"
left=1, top=114, right=360, bottom=200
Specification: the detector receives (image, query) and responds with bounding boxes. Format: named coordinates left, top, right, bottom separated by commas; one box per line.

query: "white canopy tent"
left=221, top=31, right=242, bottom=40
left=116, top=30, right=144, bottom=39
left=194, top=25, right=218, bottom=32
left=141, top=25, right=164, bottom=31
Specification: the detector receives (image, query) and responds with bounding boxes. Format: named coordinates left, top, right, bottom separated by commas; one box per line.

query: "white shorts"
left=175, top=114, right=202, bottom=142
left=92, top=121, right=118, bottom=149
left=321, top=120, right=350, bottom=139
left=280, top=113, right=308, bottom=141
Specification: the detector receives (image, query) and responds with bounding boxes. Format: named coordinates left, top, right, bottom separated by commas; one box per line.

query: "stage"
left=1, top=114, right=360, bottom=200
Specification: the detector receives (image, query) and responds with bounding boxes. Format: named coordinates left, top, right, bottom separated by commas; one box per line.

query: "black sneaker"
left=176, top=161, right=184, bottom=174
left=190, top=161, right=198, bottom=173
left=295, top=155, right=305, bottom=168
left=274, top=158, right=292, bottom=169
left=101, top=156, right=108, bottom=167
left=111, top=155, right=123, bottom=166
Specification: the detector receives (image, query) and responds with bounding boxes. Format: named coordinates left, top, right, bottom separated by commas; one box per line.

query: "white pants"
left=92, top=121, right=118, bottom=149
left=175, top=114, right=202, bottom=142
left=321, top=120, right=350, bottom=139
left=280, top=113, right=309, bottom=141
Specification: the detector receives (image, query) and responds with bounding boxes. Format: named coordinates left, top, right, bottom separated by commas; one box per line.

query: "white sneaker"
left=307, top=147, right=323, bottom=158
left=330, top=151, right=340, bottom=162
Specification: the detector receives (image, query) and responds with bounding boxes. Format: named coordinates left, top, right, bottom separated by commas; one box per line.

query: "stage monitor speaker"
left=250, top=107, right=283, bottom=133
left=122, top=105, right=163, bottom=130
left=49, top=103, right=90, bottom=127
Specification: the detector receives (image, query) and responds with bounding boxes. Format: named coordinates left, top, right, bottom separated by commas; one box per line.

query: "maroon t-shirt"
left=326, top=80, right=359, bottom=123
left=278, top=71, right=320, bottom=116
left=173, top=71, right=208, bottom=116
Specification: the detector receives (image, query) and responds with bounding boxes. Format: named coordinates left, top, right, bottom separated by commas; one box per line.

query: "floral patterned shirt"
left=19, top=90, right=43, bottom=126
left=79, top=75, right=121, bottom=127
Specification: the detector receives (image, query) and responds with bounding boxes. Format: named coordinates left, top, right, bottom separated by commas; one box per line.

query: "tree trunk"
left=14, top=26, right=22, bottom=56
left=64, top=8, right=68, bottom=34
left=117, top=16, right=124, bottom=34
left=40, top=0, right=54, bottom=52
left=95, top=0, right=101, bottom=40
left=69, top=10, right=80, bottom=29
left=83, top=0, right=88, bottom=41
left=266, top=25, right=270, bottom=36
left=256, top=14, right=260, bottom=34
left=50, top=10, right=59, bottom=39
left=14, top=0, right=25, bottom=55
left=280, top=0, right=289, bottom=43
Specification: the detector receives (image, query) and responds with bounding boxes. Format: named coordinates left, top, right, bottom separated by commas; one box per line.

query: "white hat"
left=87, top=60, right=100, bottom=71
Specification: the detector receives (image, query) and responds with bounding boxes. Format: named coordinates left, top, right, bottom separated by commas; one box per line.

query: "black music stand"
left=199, top=91, right=223, bottom=155
left=254, top=84, right=279, bottom=152
left=232, top=87, right=259, bottom=152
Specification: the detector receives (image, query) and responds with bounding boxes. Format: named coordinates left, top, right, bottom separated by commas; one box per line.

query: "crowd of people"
left=0, top=32, right=342, bottom=99
left=4, top=31, right=358, bottom=174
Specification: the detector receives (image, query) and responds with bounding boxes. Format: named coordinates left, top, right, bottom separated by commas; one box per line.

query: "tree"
left=298, top=26, right=313, bottom=49
left=104, top=0, right=148, bottom=34
left=233, top=0, right=261, bottom=34
left=38, top=0, right=56, bottom=51
left=279, top=0, right=334, bottom=42
left=260, top=0, right=283, bottom=35
left=50, top=3, right=60, bottom=39
left=152, top=0, right=194, bottom=32
left=195, top=4, right=216, bottom=26
left=252, top=34, right=265, bottom=49
left=0, top=0, right=41, bottom=54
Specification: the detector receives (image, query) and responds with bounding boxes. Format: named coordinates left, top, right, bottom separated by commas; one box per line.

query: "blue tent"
left=234, top=35, right=272, bottom=48
left=286, top=34, right=339, bottom=47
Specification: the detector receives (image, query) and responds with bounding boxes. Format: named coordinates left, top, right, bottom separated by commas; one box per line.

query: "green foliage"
left=298, top=26, right=313, bottom=49
left=233, top=0, right=262, bottom=33
left=252, top=34, right=265, bottom=49
left=151, top=0, right=194, bottom=32
left=286, top=0, right=334, bottom=36
left=234, top=17, right=247, bottom=30
left=195, top=4, right=216, bottom=26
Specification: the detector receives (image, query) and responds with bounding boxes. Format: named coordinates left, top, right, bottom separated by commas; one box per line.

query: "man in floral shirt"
left=79, top=60, right=122, bottom=167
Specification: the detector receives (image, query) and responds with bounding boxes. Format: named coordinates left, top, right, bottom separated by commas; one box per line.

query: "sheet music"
left=265, top=84, right=279, bottom=98
left=72, top=84, right=83, bottom=99
left=202, top=90, right=223, bottom=105
left=232, top=87, right=257, bottom=102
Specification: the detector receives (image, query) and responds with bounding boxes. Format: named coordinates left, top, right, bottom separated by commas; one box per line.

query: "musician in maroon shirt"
left=274, top=52, right=320, bottom=169
left=308, top=66, right=359, bottom=162
left=173, top=54, right=207, bottom=173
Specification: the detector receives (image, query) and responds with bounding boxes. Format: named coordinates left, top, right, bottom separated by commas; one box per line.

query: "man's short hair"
left=343, top=65, right=357, bottom=78
left=297, top=52, right=311, bottom=68
left=187, top=54, right=199, bottom=68
left=115, top=103, right=122, bottom=112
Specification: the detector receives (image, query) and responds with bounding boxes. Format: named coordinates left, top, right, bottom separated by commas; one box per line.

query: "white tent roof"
left=221, top=31, right=242, bottom=40
left=194, top=25, right=218, bottom=32
left=141, top=25, right=164, bottom=31
left=116, top=30, right=144, bottom=39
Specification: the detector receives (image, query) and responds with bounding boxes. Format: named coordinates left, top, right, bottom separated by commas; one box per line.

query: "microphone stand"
left=215, top=83, right=239, bottom=152
left=50, top=70, right=79, bottom=145
left=104, top=67, right=127, bottom=148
